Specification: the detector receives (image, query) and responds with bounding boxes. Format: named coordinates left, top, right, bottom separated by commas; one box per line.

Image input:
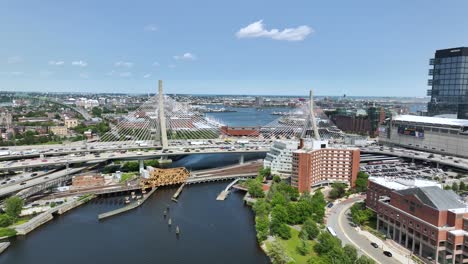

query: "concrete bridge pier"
left=239, top=154, right=245, bottom=165
left=159, top=155, right=172, bottom=165
left=139, top=160, right=144, bottom=172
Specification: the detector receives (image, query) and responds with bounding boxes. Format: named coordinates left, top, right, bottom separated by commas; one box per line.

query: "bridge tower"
left=158, top=80, right=169, bottom=149
left=301, top=89, right=320, bottom=140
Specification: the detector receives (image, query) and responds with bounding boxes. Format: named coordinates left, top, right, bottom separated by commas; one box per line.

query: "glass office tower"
left=427, top=47, right=468, bottom=117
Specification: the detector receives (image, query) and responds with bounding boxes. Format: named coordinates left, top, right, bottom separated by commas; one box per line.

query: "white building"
left=264, top=140, right=299, bottom=178
left=379, top=115, right=468, bottom=158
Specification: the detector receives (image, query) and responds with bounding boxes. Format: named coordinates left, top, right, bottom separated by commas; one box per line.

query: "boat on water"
left=176, top=226, right=180, bottom=235
left=168, top=218, right=172, bottom=226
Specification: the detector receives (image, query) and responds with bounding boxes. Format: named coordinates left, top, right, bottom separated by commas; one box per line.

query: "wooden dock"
left=98, top=188, right=157, bottom=220
left=171, top=183, right=185, bottom=202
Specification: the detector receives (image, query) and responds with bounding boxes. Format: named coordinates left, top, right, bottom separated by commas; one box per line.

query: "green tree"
left=271, top=205, right=288, bottom=224
left=307, top=255, right=329, bottom=264
left=247, top=179, right=265, bottom=198
left=270, top=192, right=288, bottom=208
left=258, top=167, right=271, bottom=178
left=253, top=199, right=270, bottom=217
left=255, top=215, right=270, bottom=242
left=4, top=196, right=24, bottom=219
left=329, top=182, right=347, bottom=199
left=355, top=171, right=369, bottom=192
left=343, top=244, right=358, bottom=263
left=460, top=181, right=466, bottom=191
left=91, top=107, right=102, bottom=117
left=452, top=182, right=459, bottom=192
left=0, top=214, right=13, bottom=227
left=271, top=222, right=291, bottom=239
left=356, top=255, right=376, bottom=264
left=314, top=232, right=341, bottom=255
left=310, top=191, right=327, bottom=222
left=296, top=239, right=309, bottom=256
left=269, top=241, right=290, bottom=264
left=302, top=218, right=320, bottom=239
left=272, top=175, right=281, bottom=183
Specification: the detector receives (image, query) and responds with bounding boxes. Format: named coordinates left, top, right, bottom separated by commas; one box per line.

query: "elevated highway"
left=0, top=146, right=269, bottom=171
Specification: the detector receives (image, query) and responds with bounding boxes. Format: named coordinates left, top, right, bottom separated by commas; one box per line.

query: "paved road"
left=0, top=167, right=87, bottom=197
left=327, top=198, right=403, bottom=264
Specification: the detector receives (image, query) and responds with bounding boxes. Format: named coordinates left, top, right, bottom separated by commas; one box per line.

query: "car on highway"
left=20, top=182, right=27, bottom=185
left=371, top=242, right=379, bottom=248
left=383, top=251, right=392, bottom=257
left=41, top=159, right=48, bottom=162
left=44, top=177, right=49, bottom=179
left=31, top=173, right=38, bottom=177
left=327, top=202, right=334, bottom=208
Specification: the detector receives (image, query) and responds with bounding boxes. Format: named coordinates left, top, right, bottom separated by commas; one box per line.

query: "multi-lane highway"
left=0, top=167, right=88, bottom=197
left=0, top=144, right=270, bottom=171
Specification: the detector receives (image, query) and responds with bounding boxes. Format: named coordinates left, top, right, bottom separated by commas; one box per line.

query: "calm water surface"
left=0, top=155, right=269, bottom=264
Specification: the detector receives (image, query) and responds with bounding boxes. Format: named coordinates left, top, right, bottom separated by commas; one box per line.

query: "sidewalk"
left=357, top=227, right=415, bottom=264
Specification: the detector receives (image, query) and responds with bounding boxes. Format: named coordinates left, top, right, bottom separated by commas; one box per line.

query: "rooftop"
left=393, top=115, right=468, bottom=127
left=370, top=176, right=441, bottom=190
left=397, top=186, right=465, bottom=210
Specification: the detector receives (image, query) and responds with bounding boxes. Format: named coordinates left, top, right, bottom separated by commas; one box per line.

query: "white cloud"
left=79, top=72, right=89, bottom=79
left=7, top=56, right=23, bottom=64
left=49, top=60, right=65, bottom=66
left=143, top=73, right=151, bottom=78
left=72, top=60, right=88, bottom=67
left=174, top=52, right=196, bottom=61
left=152, top=62, right=160, bottom=67
left=168, top=64, right=176, bottom=68
left=144, top=24, right=158, bottom=32
left=119, top=72, right=132, bottom=77
left=114, top=61, right=134, bottom=68
left=106, top=70, right=115, bottom=76
left=236, top=20, right=313, bottom=41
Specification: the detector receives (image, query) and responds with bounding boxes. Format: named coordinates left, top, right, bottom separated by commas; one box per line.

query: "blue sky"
left=1, top=0, right=468, bottom=96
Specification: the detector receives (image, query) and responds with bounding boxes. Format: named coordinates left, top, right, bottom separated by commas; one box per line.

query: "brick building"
left=49, top=126, right=68, bottom=136
left=72, top=175, right=105, bottom=189
left=220, top=126, right=260, bottom=137
left=291, top=139, right=360, bottom=193
left=366, top=177, right=468, bottom=264
left=329, top=107, right=386, bottom=137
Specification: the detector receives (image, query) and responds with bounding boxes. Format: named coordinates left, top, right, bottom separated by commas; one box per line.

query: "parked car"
left=383, top=251, right=392, bottom=257
left=371, top=242, right=379, bottom=248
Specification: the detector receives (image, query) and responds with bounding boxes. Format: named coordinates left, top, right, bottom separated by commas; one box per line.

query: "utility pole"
left=158, top=80, right=169, bottom=149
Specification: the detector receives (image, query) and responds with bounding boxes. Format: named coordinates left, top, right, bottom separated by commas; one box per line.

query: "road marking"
left=337, top=200, right=382, bottom=264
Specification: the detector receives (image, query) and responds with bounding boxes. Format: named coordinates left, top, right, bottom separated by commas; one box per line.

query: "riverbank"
left=0, top=182, right=269, bottom=264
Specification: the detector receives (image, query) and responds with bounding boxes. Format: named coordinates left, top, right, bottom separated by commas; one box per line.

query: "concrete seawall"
left=98, top=188, right=157, bottom=220
left=0, top=242, right=10, bottom=254
left=15, top=195, right=95, bottom=235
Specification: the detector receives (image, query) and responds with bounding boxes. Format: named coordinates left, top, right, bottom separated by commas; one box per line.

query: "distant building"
left=49, top=126, right=68, bottom=136
left=0, top=112, right=12, bottom=127
left=379, top=115, right=468, bottom=158
left=291, top=139, right=360, bottom=193
left=427, top=47, right=468, bottom=117
left=18, top=117, right=49, bottom=123
left=366, top=176, right=468, bottom=263
left=72, top=175, right=105, bottom=189
left=220, top=126, right=260, bottom=137
left=329, top=106, right=386, bottom=137
left=64, top=118, right=79, bottom=128
left=263, top=140, right=299, bottom=178
left=255, top=96, right=264, bottom=107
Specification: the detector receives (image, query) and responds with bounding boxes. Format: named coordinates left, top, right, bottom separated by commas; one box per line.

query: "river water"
left=0, top=153, right=269, bottom=264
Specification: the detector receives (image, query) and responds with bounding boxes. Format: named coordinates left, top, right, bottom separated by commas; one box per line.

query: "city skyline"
left=1, top=0, right=468, bottom=96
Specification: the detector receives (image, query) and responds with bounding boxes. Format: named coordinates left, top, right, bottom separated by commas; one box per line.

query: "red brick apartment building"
left=367, top=177, right=468, bottom=264
left=291, top=140, right=360, bottom=193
